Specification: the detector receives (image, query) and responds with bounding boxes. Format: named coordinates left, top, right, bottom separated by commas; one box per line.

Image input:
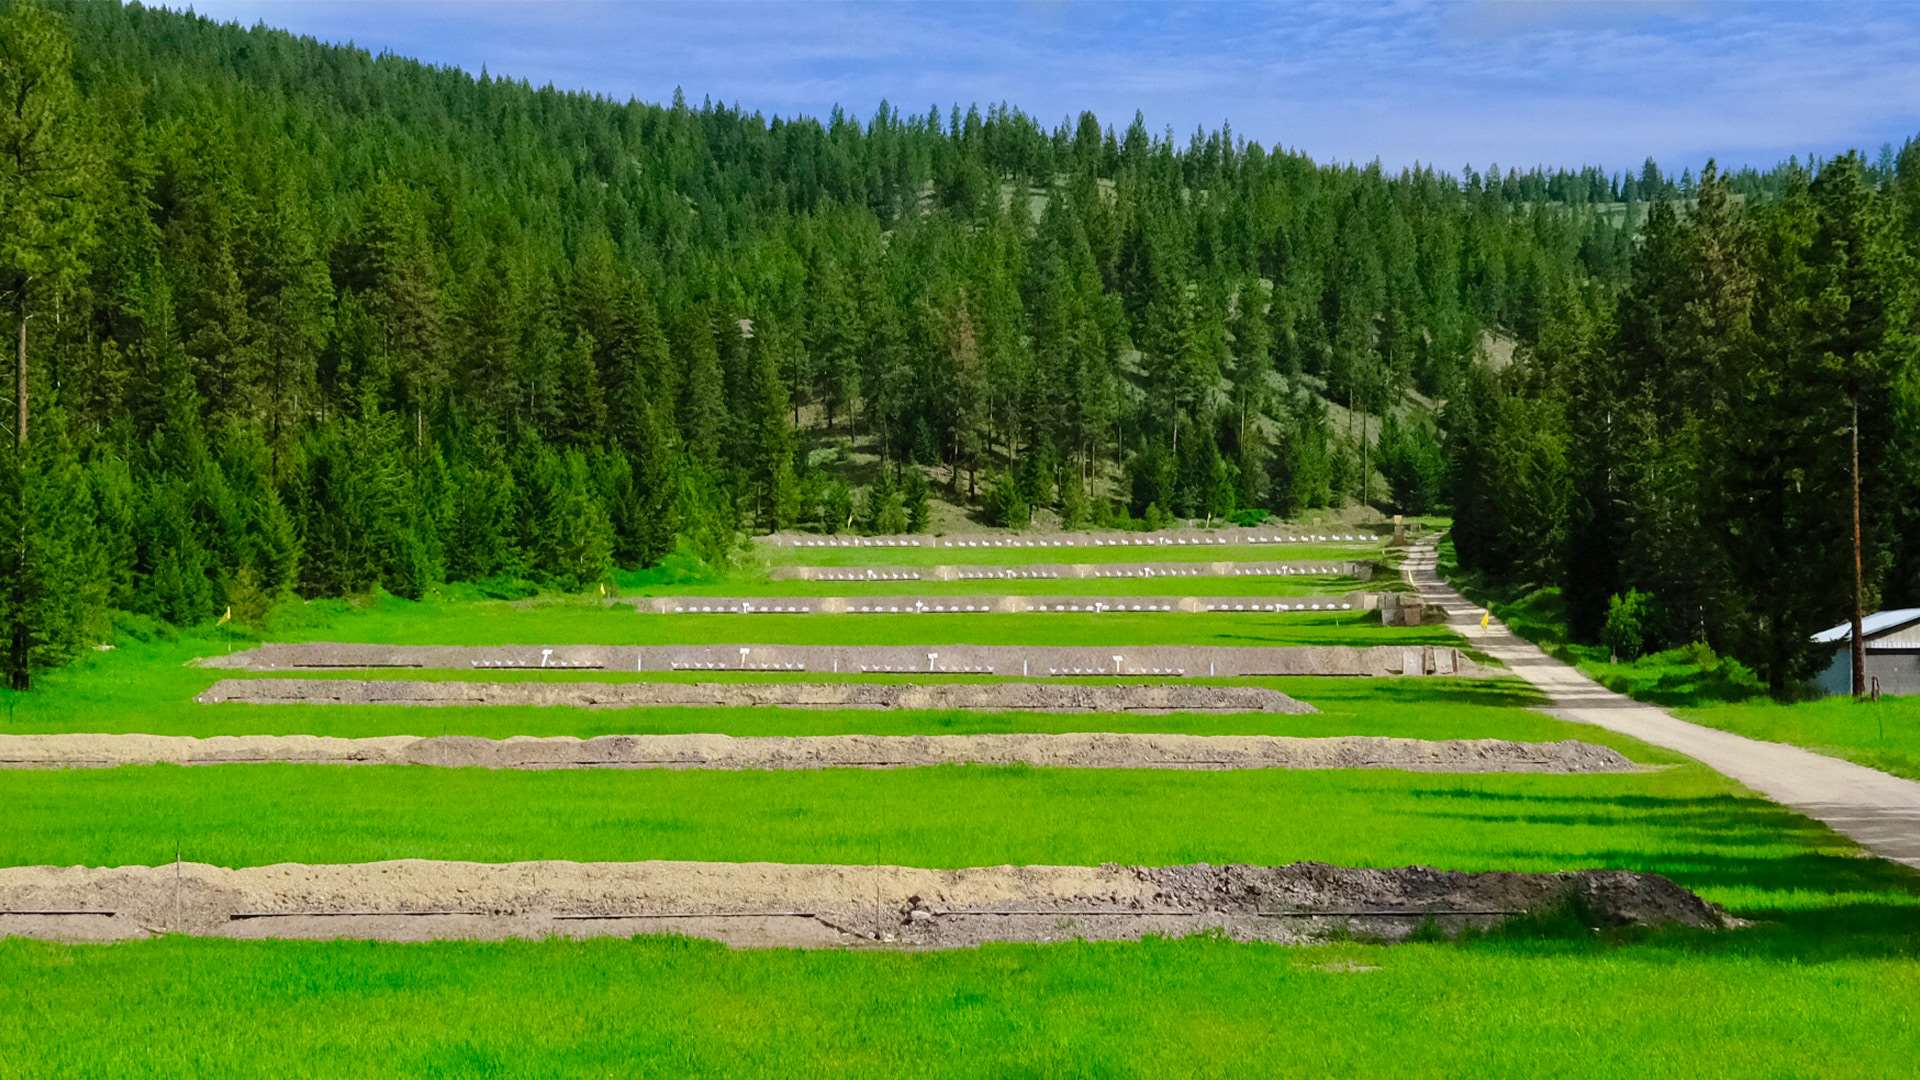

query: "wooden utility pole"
left=1850, top=396, right=1867, bottom=698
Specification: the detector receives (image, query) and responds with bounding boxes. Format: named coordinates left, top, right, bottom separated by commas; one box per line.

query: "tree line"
left=1449, top=156, right=1920, bottom=694
left=1, top=0, right=1911, bottom=694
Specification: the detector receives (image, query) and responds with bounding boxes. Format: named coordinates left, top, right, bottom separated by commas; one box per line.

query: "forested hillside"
left=1, top=0, right=1914, bottom=692
left=1451, top=156, right=1920, bottom=692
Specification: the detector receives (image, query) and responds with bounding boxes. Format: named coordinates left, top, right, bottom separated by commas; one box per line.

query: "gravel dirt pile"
left=205, top=643, right=1485, bottom=678
left=195, top=678, right=1318, bottom=713
left=0, top=731, right=1636, bottom=773
left=0, top=860, right=1734, bottom=946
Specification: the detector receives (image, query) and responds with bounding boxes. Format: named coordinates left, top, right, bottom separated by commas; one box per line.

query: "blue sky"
left=177, top=0, right=1920, bottom=175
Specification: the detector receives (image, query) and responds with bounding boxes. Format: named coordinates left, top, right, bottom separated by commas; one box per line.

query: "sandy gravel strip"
left=205, top=643, right=1483, bottom=678
left=0, top=732, right=1637, bottom=773
left=0, top=859, right=1730, bottom=946
left=196, top=679, right=1320, bottom=713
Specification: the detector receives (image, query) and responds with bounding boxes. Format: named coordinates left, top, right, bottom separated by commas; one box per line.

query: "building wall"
left=1815, top=649, right=1920, bottom=697
left=1867, top=652, right=1920, bottom=697
left=1815, top=650, right=1852, bottom=697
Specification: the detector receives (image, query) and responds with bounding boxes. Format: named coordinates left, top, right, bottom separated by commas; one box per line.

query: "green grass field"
left=13, top=761, right=1795, bottom=874
left=6, top=531, right=1918, bottom=1076
left=1681, top=696, right=1920, bottom=782
left=2, top=934, right=1916, bottom=1078
left=5, top=635, right=1608, bottom=742
left=255, top=595, right=1448, bottom=649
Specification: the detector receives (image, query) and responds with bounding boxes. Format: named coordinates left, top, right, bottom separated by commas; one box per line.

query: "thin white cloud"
left=176, top=0, right=1920, bottom=171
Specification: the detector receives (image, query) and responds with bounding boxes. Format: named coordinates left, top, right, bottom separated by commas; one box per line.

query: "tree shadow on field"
left=1294, top=678, right=1549, bottom=710
left=1396, top=785, right=1920, bottom=963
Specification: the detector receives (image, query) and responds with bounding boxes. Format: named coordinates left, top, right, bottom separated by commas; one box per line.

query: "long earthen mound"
left=0, top=860, right=1735, bottom=947
left=0, top=732, right=1637, bottom=773
left=194, top=678, right=1318, bottom=713
left=203, top=642, right=1484, bottom=678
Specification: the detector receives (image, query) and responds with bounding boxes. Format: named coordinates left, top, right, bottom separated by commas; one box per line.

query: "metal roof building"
left=1811, top=608, right=1920, bottom=697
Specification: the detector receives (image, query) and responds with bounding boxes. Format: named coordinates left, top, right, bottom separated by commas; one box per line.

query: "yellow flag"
left=1479, top=610, right=1491, bottom=630
left=598, top=583, right=608, bottom=598
left=217, top=606, right=233, bottom=626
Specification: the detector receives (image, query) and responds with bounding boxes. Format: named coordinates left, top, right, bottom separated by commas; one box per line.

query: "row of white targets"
left=784, top=533, right=1371, bottom=549
left=667, top=603, right=814, bottom=614
left=470, top=654, right=601, bottom=670
left=459, top=655, right=1195, bottom=677
left=1029, top=603, right=1174, bottom=613
left=669, top=661, right=808, bottom=672
left=808, top=565, right=1339, bottom=582
left=1206, top=602, right=1354, bottom=612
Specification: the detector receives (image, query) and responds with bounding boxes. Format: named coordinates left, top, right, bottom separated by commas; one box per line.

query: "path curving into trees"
left=1406, top=545, right=1920, bottom=868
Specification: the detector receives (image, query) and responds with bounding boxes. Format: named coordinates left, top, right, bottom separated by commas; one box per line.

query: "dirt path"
left=0, top=732, right=1637, bottom=773
left=1406, top=545, right=1920, bottom=868
left=0, top=859, right=1729, bottom=947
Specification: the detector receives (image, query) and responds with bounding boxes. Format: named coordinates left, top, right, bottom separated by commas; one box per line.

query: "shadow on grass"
left=1290, top=678, right=1550, bottom=710
left=1393, top=783, right=1920, bottom=962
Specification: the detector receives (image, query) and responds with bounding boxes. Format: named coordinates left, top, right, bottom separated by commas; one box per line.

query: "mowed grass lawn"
left=4, top=760, right=1911, bottom=921
left=3, top=932, right=1917, bottom=1078
left=300, top=602, right=1445, bottom=649
left=1, top=624, right=1585, bottom=742
left=1682, top=696, right=1920, bottom=782
left=2, top=756, right=1917, bottom=1076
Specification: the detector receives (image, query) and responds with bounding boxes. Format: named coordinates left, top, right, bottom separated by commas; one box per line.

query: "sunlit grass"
left=2, top=934, right=1917, bottom=1077
left=1682, top=696, right=1920, bottom=782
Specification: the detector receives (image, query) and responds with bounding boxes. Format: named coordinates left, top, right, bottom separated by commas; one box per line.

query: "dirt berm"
left=0, top=860, right=1735, bottom=947
left=0, top=731, right=1637, bottom=773
left=196, top=678, right=1317, bottom=713
left=206, top=643, right=1485, bottom=678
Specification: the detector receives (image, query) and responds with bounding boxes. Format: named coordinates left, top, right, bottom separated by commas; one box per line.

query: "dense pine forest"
left=1, top=0, right=1916, bottom=691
